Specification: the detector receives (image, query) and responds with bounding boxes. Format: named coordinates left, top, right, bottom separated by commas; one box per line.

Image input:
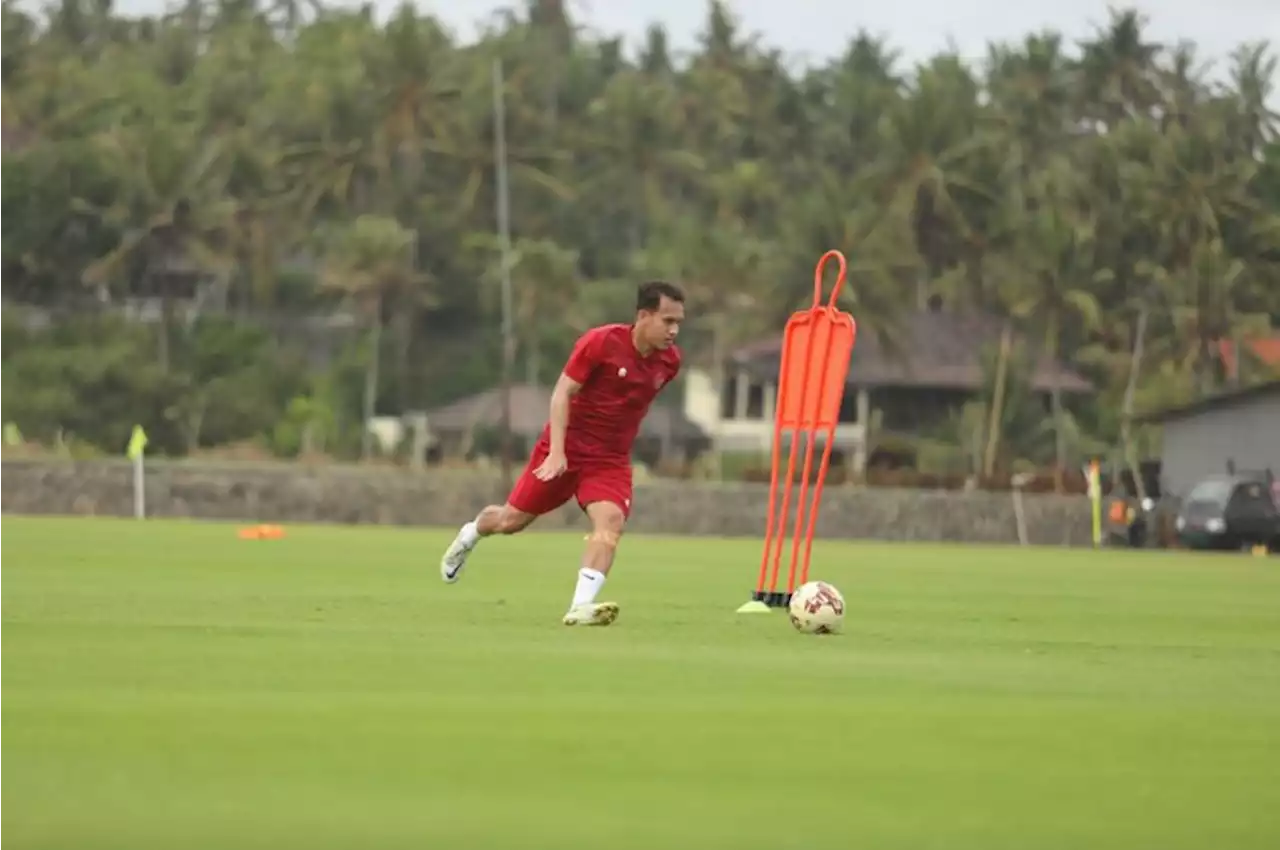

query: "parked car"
left=1175, top=473, right=1280, bottom=551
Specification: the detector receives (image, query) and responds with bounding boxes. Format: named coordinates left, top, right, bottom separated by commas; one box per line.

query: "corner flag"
left=126, top=425, right=148, bottom=460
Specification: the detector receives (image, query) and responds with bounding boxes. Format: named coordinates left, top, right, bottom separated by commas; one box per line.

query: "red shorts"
left=507, top=443, right=633, bottom=519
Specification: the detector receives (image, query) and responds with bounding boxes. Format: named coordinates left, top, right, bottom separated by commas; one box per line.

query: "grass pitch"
left=4, top=517, right=1280, bottom=849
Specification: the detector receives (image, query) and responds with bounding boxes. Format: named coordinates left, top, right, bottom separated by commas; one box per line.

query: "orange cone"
left=238, top=524, right=287, bottom=540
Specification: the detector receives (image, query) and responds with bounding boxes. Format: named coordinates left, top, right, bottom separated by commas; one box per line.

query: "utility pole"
left=493, top=58, right=516, bottom=489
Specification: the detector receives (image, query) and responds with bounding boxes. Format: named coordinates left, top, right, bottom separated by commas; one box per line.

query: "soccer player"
left=439, top=280, right=686, bottom=626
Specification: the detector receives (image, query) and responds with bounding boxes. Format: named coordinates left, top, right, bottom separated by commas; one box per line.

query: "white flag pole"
left=133, top=452, right=145, bottom=519
left=127, top=425, right=148, bottom=520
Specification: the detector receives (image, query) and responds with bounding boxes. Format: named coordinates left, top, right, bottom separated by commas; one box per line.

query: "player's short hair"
left=636, top=280, right=685, bottom=312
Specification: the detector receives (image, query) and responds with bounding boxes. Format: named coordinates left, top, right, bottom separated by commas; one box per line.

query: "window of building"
left=745, top=382, right=765, bottom=419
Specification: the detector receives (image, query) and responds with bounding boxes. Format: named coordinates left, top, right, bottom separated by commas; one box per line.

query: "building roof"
left=1134, top=379, right=1280, bottom=425
left=730, top=308, right=1094, bottom=393
left=1217, top=336, right=1280, bottom=378
left=426, top=383, right=708, bottom=441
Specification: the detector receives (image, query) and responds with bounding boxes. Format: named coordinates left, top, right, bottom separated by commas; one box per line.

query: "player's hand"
left=534, top=451, right=568, bottom=481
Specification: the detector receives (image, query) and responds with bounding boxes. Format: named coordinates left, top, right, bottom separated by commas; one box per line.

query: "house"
left=681, top=307, right=1094, bottom=472
left=424, top=383, right=710, bottom=466
left=1135, top=379, right=1280, bottom=498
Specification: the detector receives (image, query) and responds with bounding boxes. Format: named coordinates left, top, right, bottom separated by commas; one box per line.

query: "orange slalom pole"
left=766, top=417, right=805, bottom=598
left=798, top=422, right=841, bottom=586
left=754, top=400, right=789, bottom=597
left=784, top=428, right=820, bottom=597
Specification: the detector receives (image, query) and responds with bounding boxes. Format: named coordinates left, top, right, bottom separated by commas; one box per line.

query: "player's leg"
left=561, top=468, right=631, bottom=625
left=440, top=446, right=574, bottom=582
left=474, top=502, right=538, bottom=535
left=440, top=502, right=538, bottom=581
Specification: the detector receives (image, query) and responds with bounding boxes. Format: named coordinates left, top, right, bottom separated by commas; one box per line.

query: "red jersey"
left=537, top=323, right=681, bottom=465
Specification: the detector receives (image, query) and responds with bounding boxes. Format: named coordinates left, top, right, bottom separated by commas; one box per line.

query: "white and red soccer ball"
left=788, top=580, right=846, bottom=635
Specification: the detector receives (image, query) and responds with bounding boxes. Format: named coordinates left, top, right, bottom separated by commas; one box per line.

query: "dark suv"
left=1175, top=474, right=1280, bottom=552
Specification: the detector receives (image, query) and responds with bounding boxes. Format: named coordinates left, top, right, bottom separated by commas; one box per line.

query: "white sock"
left=458, top=521, right=480, bottom=547
left=571, top=568, right=606, bottom=607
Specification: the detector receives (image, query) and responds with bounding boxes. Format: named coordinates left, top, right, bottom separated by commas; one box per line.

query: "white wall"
left=682, top=367, right=865, bottom=454
left=1160, top=389, right=1280, bottom=497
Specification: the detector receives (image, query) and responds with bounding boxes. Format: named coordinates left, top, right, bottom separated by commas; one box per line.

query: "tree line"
left=2, top=0, right=1278, bottom=477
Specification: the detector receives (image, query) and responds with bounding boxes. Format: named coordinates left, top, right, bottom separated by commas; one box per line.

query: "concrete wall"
left=1, top=459, right=1094, bottom=546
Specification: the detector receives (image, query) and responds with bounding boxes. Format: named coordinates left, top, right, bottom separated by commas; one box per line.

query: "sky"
left=61, top=0, right=1273, bottom=96
left=94, top=0, right=1277, bottom=79
left=411, top=0, right=1279, bottom=73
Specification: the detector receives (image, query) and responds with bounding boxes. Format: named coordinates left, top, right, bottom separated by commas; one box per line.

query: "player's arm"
left=546, top=371, right=584, bottom=458
left=547, top=329, right=604, bottom=458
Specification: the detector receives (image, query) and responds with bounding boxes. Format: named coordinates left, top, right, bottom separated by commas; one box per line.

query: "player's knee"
left=495, top=505, right=534, bottom=534
left=587, top=506, right=626, bottom=547
left=586, top=528, right=621, bottom=549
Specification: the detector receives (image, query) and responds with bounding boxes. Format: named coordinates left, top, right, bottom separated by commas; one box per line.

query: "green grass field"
left=5, top=517, right=1280, bottom=849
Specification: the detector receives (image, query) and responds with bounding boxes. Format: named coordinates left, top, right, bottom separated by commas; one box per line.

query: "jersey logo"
left=618, top=367, right=628, bottom=377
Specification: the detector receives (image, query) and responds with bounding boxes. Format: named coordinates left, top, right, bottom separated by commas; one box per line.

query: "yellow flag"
left=126, top=425, right=148, bottom=460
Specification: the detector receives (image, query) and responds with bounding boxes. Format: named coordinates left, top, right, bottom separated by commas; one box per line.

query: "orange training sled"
left=739, top=250, right=857, bottom=612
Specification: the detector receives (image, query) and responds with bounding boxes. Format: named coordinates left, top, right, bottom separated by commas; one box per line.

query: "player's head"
left=634, top=280, right=685, bottom=351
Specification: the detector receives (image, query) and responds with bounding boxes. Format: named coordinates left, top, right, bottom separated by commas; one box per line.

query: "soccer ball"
left=788, top=581, right=845, bottom=635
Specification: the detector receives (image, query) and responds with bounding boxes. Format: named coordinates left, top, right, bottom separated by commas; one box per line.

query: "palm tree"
left=580, top=68, right=705, bottom=253
left=1075, top=7, right=1163, bottom=126
left=776, top=180, right=907, bottom=358
left=866, top=53, right=995, bottom=308
left=320, top=214, right=431, bottom=459
left=1003, top=177, right=1108, bottom=490
left=1160, top=238, right=1271, bottom=394
left=81, top=124, right=236, bottom=372
left=1223, top=42, right=1279, bottom=157
left=985, top=32, right=1075, bottom=170
left=468, top=233, right=582, bottom=385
